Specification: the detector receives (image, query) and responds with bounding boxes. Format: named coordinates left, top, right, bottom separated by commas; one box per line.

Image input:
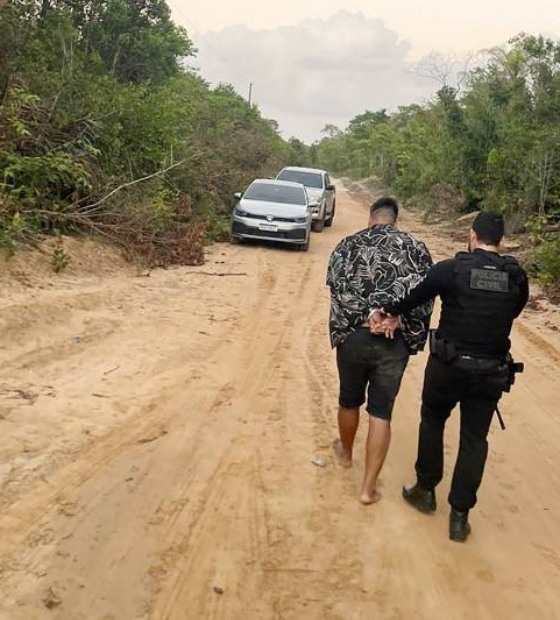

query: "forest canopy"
left=0, top=0, right=300, bottom=265
left=314, top=34, right=560, bottom=283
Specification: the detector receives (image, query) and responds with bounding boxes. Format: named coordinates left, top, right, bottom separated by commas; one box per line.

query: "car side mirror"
left=326, top=184, right=335, bottom=191
left=234, top=192, right=242, bottom=200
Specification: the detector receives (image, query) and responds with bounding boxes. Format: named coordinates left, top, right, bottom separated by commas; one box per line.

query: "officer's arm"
left=513, top=270, right=530, bottom=318
left=384, top=260, right=454, bottom=316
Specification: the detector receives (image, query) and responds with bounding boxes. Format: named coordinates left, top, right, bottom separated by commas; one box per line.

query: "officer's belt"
left=452, top=355, right=506, bottom=372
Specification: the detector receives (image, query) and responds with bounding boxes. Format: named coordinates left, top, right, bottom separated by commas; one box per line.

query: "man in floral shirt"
left=327, top=197, right=433, bottom=505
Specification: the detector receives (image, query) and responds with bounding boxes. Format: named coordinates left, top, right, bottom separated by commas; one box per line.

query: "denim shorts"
left=336, top=328, right=410, bottom=420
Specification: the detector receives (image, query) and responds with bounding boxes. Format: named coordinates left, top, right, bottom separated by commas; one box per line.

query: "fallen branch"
left=184, top=271, right=247, bottom=277
left=103, top=365, right=121, bottom=376
left=138, top=428, right=168, bottom=444
left=79, top=149, right=211, bottom=213
left=80, top=159, right=191, bottom=213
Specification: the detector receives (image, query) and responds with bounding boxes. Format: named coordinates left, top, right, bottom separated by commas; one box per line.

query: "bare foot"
left=360, top=489, right=382, bottom=505
left=333, top=439, right=352, bottom=468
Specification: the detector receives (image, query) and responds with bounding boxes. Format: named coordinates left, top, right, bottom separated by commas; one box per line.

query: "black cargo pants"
left=416, top=354, right=508, bottom=512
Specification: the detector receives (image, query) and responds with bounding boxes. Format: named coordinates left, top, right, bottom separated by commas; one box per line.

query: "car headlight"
left=235, top=207, right=250, bottom=217
left=294, top=216, right=308, bottom=223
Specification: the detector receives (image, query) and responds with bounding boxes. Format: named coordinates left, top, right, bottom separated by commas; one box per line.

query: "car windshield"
left=244, top=183, right=306, bottom=206
left=277, top=170, right=323, bottom=189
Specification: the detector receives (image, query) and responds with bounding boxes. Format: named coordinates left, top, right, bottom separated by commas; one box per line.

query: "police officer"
left=382, top=212, right=529, bottom=542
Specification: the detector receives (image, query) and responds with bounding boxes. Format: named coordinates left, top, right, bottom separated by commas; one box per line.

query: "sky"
left=168, top=0, right=560, bottom=141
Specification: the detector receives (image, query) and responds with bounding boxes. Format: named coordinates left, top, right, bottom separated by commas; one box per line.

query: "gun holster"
left=429, top=330, right=457, bottom=363
left=504, top=354, right=525, bottom=393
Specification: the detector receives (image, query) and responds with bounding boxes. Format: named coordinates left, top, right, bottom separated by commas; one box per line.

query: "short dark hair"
left=472, top=212, right=505, bottom=246
left=370, top=197, right=399, bottom=219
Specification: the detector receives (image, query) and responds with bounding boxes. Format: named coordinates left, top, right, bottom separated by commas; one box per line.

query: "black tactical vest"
left=438, top=251, right=525, bottom=358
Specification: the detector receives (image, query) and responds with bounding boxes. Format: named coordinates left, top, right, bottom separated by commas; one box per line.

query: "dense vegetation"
left=1, top=5, right=558, bottom=282
left=0, top=0, right=299, bottom=266
left=314, top=34, right=560, bottom=283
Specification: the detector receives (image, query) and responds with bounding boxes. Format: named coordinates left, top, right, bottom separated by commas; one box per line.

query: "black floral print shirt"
left=327, top=224, right=434, bottom=352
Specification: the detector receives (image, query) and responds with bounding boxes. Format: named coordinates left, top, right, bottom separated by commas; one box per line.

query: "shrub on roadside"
left=0, top=2, right=305, bottom=267
left=531, top=233, right=560, bottom=285
left=314, top=33, right=560, bottom=282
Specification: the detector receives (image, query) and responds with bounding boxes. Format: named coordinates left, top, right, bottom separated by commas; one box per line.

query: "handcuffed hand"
left=369, top=310, right=399, bottom=340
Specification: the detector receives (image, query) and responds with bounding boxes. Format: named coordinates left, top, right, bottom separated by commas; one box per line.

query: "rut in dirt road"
left=0, top=184, right=559, bottom=620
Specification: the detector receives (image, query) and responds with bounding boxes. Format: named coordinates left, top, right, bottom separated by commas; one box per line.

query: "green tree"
left=0, top=0, right=297, bottom=264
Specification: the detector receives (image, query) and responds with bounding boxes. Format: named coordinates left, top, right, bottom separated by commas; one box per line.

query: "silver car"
left=231, top=179, right=312, bottom=251
left=276, top=166, right=336, bottom=232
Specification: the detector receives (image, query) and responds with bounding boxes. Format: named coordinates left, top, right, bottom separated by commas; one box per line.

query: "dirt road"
left=0, top=184, right=560, bottom=620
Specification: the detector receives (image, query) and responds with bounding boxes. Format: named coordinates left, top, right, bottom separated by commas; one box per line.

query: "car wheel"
left=311, top=217, right=325, bottom=233
left=298, top=239, right=310, bottom=252
left=325, top=203, right=336, bottom=227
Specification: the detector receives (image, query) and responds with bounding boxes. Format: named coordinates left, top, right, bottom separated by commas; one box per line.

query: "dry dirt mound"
left=0, top=236, right=132, bottom=291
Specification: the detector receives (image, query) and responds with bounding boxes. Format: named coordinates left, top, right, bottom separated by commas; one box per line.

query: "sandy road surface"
left=0, top=184, right=560, bottom=620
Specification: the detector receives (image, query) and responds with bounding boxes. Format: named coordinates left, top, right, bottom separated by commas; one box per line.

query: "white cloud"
left=193, top=11, right=437, bottom=142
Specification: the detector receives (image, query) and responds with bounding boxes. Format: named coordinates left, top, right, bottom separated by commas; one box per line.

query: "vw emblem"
left=266, top=215, right=274, bottom=222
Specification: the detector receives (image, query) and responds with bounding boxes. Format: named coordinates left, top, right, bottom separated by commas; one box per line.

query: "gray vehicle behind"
left=276, top=167, right=336, bottom=232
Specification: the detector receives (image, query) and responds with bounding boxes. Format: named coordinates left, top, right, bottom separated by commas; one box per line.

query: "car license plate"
left=259, top=224, right=278, bottom=232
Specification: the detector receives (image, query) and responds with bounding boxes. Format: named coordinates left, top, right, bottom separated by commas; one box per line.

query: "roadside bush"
left=314, top=33, right=560, bottom=281
left=51, top=236, right=71, bottom=273
left=0, top=1, right=302, bottom=267
left=531, top=233, right=560, bottom=284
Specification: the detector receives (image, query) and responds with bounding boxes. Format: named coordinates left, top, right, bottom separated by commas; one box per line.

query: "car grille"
left=232, top=222, right=306, bottom=241
left=242, top=213, right=303, bottom=223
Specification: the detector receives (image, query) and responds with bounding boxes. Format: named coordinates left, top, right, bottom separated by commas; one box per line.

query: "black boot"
left=449, top=509, right=471, bottom=542
left=402, top=483, right=437, bottom=514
